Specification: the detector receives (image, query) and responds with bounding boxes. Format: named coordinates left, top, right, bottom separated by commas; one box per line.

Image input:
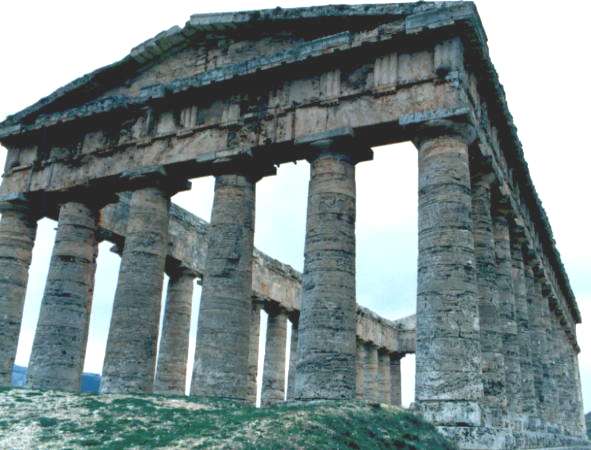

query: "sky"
left=0, top=0, right=589, bottom=411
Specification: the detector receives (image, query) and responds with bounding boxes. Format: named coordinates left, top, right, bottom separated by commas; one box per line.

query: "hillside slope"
left=0, top=388, right=455, bottom=449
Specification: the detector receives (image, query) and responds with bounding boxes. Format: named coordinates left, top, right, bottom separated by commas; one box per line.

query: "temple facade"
left=0, top=3, right=587, bottom=448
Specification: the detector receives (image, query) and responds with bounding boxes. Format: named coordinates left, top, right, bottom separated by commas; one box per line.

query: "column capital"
left=296, top=127, right=373, bottom=164
left=413, top=119, right=477, bottom=149
left=165, top=259, right=199, bottom=279
left=119, top=165, right=191, bottom=195
left=211, top=148, right=277, bottom=182
left=0, top=193, right=38, bottom=216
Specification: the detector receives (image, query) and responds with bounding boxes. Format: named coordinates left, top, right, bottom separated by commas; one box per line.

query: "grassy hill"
left=0, top=387, right=455, bottom=449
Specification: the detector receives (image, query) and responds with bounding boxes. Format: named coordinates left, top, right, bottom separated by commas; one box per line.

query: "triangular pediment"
left=1, top=2, right=465, bottom=134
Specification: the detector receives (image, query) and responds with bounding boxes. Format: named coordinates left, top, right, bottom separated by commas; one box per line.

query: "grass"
left=0, top=388, right=456, bottom=449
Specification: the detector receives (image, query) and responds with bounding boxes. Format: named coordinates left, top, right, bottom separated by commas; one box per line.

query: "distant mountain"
left=11, top=365, right=101, bottom=393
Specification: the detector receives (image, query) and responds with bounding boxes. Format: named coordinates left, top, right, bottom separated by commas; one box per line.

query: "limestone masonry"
left=0, top=3, right=587, bottom=449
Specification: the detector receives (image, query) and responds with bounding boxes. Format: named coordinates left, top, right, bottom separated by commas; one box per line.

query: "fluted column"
left=286, top=316, right=298, bottom=401
left=247, top=302, right=262, bottom=404
left=27, top=201, right=99, bottom=391
left=363, top=344, right=379, bottom=402
left=101, top=185, right=171, bottom=393
left=191, top=173, right=258, bottom=401
left=390, top=354, right=402, bottom=406
left=510, top=236, right=537, bottom=426
left=261, top=307, right=287, bottom=405
left=414, top=122, right=483, bottom=426
left=0, top=198, right=37, bottom=386
left=295, top=136, right=371, bottom=401
left=571, top=351, right=587, bottom=437
left=493, top=206, right=522, bottom=427
left=153, top=268, right=196, bottom=395
left=355, top=340, right=366, bottom=400
left=378, top=350, right=391, bottom=404
left=471, top=171, right=506, bottom=427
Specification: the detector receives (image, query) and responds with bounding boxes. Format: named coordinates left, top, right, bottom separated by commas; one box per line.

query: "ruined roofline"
left=0, top=2, right=469, bottom=130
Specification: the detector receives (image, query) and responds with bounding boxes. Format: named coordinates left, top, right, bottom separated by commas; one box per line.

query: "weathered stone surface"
left=247, top=302, right=262, bottom=404
left=101, top=186, right=169, bottom=393
left=363, top=344, right=379, bottom=403
left=261, top=308, right=287, bottom=405
left=390, top=355, right=402, bottom=407
left=153, top=269, right=195, bottom=395
left=415, top=128, right=483, bottom=424
left=471, top=172, right=507, bottom=427
left=378, top=351, right=391, bottom=404
left=493, top=207, right=522, bottom=427
left=510, top=237, right=537, bottom=425
left=355, top=340, right=365, bottom=401
left=27, top=202, right=98, bottom=391
left=286, top=318, right=298, bottom=401
left=295, top=146, right=357, bottom=401
left=191, top=174, right=255, bottom=401
left=0, top=202, right=37, bottom=386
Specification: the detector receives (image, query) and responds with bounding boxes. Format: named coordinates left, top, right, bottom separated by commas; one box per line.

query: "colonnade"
left=0, top=121, right=585, bottom=440
left=413, top=122, right=586, bottom=438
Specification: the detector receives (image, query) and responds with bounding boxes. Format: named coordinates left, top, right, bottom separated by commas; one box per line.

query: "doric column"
left=539, top=281, right=558, bottom=430
left=286, top=315, right=298, bottom=401
left=153, top=267, right=196, bottom=395
left=294, top=133, right=371, bottom=401
left=378, top=350, right=391, bottom=404
left=414, top=121, right=483, bottom=426
left=470, top=170, right=507, bottom=427
left=492, top=204, right=522, bottom=427
left=390, top=354, right=402, bottom=406
left=549, top=312, right=566, bottom=433
left=355, top=340, right=366, bottom=400
left=524, top=260, right=545, bottom=430
left=191, top=171, right=262, bottom=401
left=554, top=322, right=572, bottom=434
left=247, top=302, right=262, bottom=404
left=101, top=180, right=175, bottom=394
left=363, top=344, right=379, bottom=402
left=510, top=235, right=537, bottom=425
left=571, top=351, right=587, bottom=437
left=0, top=197, right=37, bottom=386
left=261, top=306, right=287, bottom=405
left=27, top=201, right=99, bottom=391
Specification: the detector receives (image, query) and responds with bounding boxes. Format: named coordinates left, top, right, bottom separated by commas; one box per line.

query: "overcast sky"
left=0, top=0, right=589, bottom=410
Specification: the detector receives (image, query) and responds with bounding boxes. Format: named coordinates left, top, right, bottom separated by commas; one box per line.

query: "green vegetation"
left=0, top=388, right=456, bottom=449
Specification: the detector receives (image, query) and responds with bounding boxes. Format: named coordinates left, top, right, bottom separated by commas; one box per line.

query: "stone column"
left=295, top=135, right=371, bottom=401
left=539, top=281, right=558, bottom=430
left=153, top=268, right=196, bottom=395
left=261, top=307, right=288, bottom=405
left=378, top=350, right=391, bottom=404
left=493, top=205, right=522, bottom=427
left=524, top=260, right=545, bottom=430
left=355, top=340, right=366, bottom=400
left=510, top=236, right=537, bottom=426
left=571, top=351, right=587, bottom=437
left=191, top=173, right=258, bottom=401
left=247, top=302, right=262, bottom=404
left=27, top=201, right=99, bottom=391
left=363, top=344, right=379, bottom=402
left=414, top=122, right=483, bottom=426
left=390, top=354, right=402, bottom=407
left=470, top=171, right=506, bottom=427
left=0, top=198, right=37, bottom=386
left=101, top=185, right=171, bottom=393
left=286, top=315, right=298, bottom=401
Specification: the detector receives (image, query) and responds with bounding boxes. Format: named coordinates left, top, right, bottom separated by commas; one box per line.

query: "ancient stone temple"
left=0, top=2, right=587, bottom=449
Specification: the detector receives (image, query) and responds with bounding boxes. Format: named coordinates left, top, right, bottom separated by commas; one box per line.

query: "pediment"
left=0, top=2, right=474, bottom=137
